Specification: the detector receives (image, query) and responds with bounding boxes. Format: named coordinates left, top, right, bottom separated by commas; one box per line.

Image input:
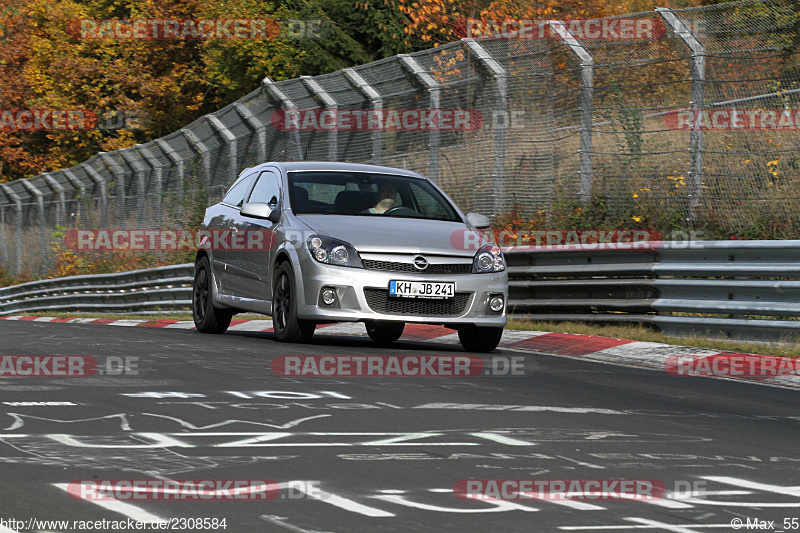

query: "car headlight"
left=472, top=243, right=506, bottom=273
left=307, top=234, right=363, bottom=268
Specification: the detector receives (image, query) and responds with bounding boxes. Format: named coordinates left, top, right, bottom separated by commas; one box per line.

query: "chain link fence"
left=0, top=0, right=798, bottom=274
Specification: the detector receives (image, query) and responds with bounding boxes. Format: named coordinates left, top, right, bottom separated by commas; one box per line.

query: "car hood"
left=297, top=215, right=489, bottom=257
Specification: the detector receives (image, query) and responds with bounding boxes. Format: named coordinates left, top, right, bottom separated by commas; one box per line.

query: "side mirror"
left=241, top=202, right=280, bottom=223
left=466, top=212, right=491, bottom=229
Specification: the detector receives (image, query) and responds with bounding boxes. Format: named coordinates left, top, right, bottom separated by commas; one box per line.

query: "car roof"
left=249, top=161, right=426, bottom=178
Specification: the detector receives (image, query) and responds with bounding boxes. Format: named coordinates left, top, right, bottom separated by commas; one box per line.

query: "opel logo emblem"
left=413, top=256, right=429, bottom=270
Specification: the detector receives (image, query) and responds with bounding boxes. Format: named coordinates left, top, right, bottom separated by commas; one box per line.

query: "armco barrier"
left=0, top=264, right=193, bottom=316
left=506, top=240, right=800, bottom=343
left=2, top=241, right=799, bottom=343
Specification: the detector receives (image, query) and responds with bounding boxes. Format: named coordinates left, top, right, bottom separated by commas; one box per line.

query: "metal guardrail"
left=0, top=264, right=193, bottom=316
left=507, top=240, right=800, bottom=343
left=1, top=241, right=799, bottom=343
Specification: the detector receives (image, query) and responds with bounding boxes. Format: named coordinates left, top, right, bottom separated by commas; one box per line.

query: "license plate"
left=389, top=280, right=454, bottom=299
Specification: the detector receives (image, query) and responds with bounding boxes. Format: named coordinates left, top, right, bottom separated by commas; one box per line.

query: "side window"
left=248, top=170, right=281, bottom=208
left=222, top=174, right=256, bottom=208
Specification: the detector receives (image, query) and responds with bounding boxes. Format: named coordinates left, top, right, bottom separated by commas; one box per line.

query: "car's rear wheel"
left=458, top=325, right=504, bottom=352
left=365, top=321, right=405, bottom=345
left=193, top=256, right=233, bottom=334
left=272, top=261, right=316, bottom=343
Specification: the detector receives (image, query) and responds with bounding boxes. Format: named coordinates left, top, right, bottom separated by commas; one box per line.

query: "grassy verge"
left=9, top=311, right=798, bottom=357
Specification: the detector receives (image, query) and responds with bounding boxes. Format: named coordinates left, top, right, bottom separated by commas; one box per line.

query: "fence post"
left=83, top=164, right=109, bottom=228
left=156, top=138, right=184, bottom=221
left=181, top=128, right=212, bottom=204
left=262, top=76, right=304, bottom=161
left=0, top=184, right=22, bottom=273
left=657, top=7, right=705, bottom=222
left=464, top=39, right=507, bottom=217
left=301, top=75, right=338, bottom=162
left=550, top=21, right=594, bottom=203
left=399, top=54, right=441, bottom=183
left=207, top=115, right=239, bottom=186
left=62, top=170, right=87, bottom=226
left=343, top=68, right=383, bottom=164
left=135, top=146, right=164, bottom=227
left=99, top=153, right=127, bottom=227
left=233, top=102, right=268, bottom=163
left=42, top=173, right=66, bottom=227
left=118, top=149, right=147, bottom=228
left=20, top=180, right=49, bottom=271
left=0, top=192, right=10, bottom=267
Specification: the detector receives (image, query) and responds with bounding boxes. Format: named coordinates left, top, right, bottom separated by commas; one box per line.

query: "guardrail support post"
left=464, top=39, right=507, bottom=217
left=0, top=184, right=22, bottom=273
left=344, top=68, right=383, bottom=164
left=399, top=55, right=441, bottom=183
left=658, top=7, right=705, bottom=222
left=550, top=21, right=594, bottom=203
left=20, top=180, right=50, bottom=271
left=301, top=75, right=338, bottom=161
left=233, top=102, right=268, bottom=163
left=207, top=115, right=239, bottom=186
left=262, top=76, right=304, bottom=161
left=181, top=129, right=212, bottom=204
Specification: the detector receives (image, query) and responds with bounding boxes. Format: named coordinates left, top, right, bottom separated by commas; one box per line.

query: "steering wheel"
left=382, top=206, right=406, bottom=215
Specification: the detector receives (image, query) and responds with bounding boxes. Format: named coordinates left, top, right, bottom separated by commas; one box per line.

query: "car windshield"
left=288, top=171, right=462, bottom=222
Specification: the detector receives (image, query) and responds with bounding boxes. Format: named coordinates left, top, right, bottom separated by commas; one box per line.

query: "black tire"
left=272, top=261, right=316, bottom=343
left=365, top=321, right=405, bottom=345
left=458, top=325, right=504, bottom=353
left=193, top=256, right=233, bottom=334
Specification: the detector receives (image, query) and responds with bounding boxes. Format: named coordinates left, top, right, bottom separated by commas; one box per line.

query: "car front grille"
left=364, top=289, right=471, bottom=316
left=362, top=259, right=472, bottom=274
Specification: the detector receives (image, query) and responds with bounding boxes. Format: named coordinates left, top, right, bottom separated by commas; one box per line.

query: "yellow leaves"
left=632, top=215, right=643, bottom=222
left=667, top=175, right=686, bottom=188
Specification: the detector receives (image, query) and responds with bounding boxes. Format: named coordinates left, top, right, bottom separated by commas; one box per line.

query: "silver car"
left=192, top=162, right=508, bottom=352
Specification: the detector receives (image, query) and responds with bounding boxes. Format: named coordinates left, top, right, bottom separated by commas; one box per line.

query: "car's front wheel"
left=193, top=256, right=233, bottom=334
left=458, top=325, right=504, bottom=352
left=365, top=321, right=405, bottom=345
left=272, top=261, right=316, bottom=343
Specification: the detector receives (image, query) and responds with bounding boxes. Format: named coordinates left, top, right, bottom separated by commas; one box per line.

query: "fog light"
left=489, top=295, right=504, bottom=312
left=321, top=288, right=337, bottom=305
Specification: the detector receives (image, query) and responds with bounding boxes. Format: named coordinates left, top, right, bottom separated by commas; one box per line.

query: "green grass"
left=11, top=311, right=798, bottom=357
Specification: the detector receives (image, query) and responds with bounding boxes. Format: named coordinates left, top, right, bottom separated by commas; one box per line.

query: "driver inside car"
left=364, top=183, right=398, bottom=214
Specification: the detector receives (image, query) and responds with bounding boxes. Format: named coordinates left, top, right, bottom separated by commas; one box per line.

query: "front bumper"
left=295, top=259, right=508, bottom=327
